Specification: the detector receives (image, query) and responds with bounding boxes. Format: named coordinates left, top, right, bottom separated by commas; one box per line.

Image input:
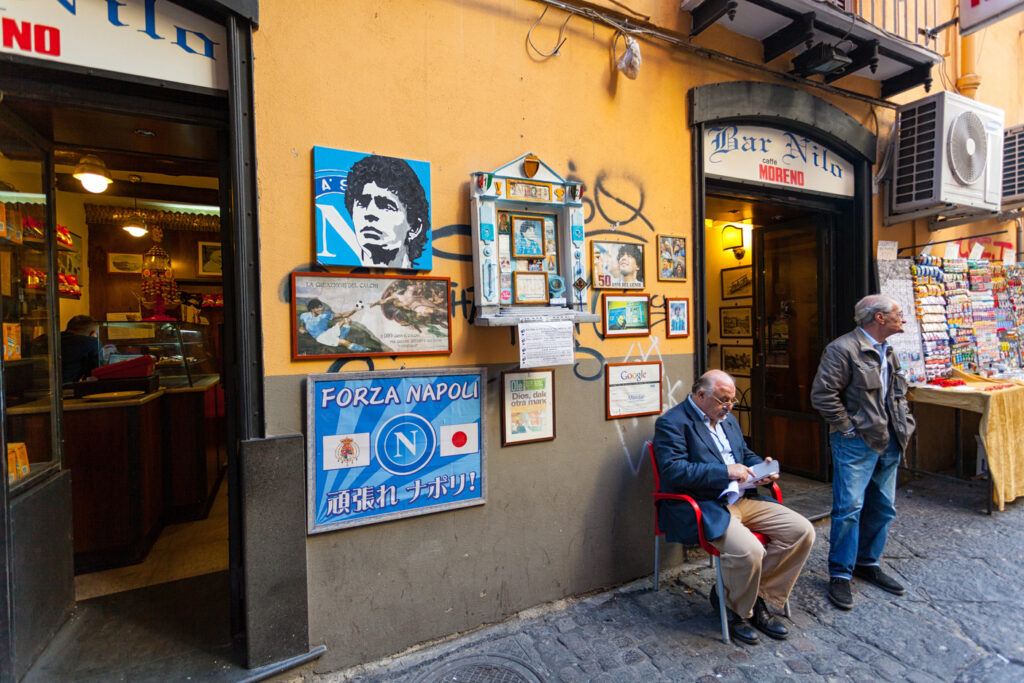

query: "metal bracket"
left=919, top=16, right=959, bottom=42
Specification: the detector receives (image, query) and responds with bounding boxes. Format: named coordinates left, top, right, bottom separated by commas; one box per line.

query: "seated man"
left=652, top=370, right=815, bottom=645
left=60, top=314, right=100, bottom=384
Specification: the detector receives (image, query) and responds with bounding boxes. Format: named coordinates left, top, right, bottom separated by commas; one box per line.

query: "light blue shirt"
left=858, top=327, right=889, bottom=399
left=687, top=395, right=736, bottom=466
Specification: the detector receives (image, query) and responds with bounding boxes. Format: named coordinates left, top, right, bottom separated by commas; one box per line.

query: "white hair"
left=854, top=294, right=898, bottom=327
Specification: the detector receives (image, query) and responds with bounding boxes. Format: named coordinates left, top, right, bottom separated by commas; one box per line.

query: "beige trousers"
left=708, top=498, right=815, bottom=619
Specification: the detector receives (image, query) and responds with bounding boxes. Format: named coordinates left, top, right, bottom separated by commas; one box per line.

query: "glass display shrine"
left=470, top=154, right=599, bottom=326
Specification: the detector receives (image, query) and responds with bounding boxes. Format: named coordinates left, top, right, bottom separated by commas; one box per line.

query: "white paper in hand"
left=741, top=460, right=780, bottom=489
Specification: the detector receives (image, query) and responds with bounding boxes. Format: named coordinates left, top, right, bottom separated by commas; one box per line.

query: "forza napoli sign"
left=703, top=124, right=855, bottom=197
left=0, top=0, right=227, bottom=91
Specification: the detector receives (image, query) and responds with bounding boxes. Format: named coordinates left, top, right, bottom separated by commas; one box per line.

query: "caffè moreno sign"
left=703, top=124, right=855, bottom=197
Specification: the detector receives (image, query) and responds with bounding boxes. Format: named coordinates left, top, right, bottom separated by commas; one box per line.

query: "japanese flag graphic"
left=439, top=423, right=479, bottom=456
left=322, top=433, right=371, bottom=470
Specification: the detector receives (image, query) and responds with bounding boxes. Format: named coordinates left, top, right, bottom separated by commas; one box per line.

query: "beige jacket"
left=810, top=328, right=916, bottom=453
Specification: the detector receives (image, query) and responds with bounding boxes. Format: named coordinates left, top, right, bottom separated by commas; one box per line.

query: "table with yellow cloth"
left=908, top=370, right=1024, bottom=511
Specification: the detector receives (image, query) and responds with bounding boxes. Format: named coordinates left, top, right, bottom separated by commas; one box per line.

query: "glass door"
left=753, top=217, right=830, bottom=480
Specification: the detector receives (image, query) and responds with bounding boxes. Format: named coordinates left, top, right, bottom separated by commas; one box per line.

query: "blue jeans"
left=828, top=431, right=900, bottom=580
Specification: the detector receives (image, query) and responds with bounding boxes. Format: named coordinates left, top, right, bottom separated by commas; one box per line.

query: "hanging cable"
left=527, top=5, right=573, bottom=58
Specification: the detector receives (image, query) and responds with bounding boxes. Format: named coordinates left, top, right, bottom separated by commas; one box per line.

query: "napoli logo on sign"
left=374, top=413, right=437, bottom=476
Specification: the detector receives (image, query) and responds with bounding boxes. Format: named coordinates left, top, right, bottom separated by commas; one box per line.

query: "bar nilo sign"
left=0, top=0, right=227, bottom=91
left=703, top=125, right=854, bottom=197
left=960, top=0, right=1024, bottom=37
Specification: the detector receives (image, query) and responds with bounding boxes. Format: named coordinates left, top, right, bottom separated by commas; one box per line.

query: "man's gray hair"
left=691, top=369, right=734, bottom=395
left=854, top=294, right=898, bottom=327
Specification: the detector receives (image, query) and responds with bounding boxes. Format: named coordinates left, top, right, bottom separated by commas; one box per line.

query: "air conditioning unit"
left=889, top=91, right=1004, bottom=219
left=1003, top=123, right=1024, bottom=207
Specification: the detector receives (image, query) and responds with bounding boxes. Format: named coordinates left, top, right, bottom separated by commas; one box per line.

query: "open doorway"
left=704, top=191, right=841, bottom=481
left=0, top=94, right=237, bottom=678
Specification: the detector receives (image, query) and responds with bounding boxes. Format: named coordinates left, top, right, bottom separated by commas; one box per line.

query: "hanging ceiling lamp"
left=72, top=154, right=113, bottom=193
left=122, top=197, right=148, bottom=237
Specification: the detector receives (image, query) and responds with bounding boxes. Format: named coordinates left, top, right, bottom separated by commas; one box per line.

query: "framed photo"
left=107, top=252, right=143, bottom=274
left=657, top=235, right=687, bottom=281
left=720, top=306, right=753, bottom=339
left=313, top=146, right=432, bottom=270
left=513, top=271, right=549, bottom=304
left=721, top=265, right=753, bottom=299
left=721, top=345, right=753, bottom=377
left=606, top=361, right=662, bottom=419
left=291, top=272, right=451, bottom=360
left=507, top=179, right=553, bottom=202
left=591, top=240, right=645, bottom=289
left=501, top=369, right=555, bottom=446
left=306, top=368, right=486, bottom=534
left=511, top=215, right=545, bottom=258
left=197, top=241, right=222, bottom=277
left=602, top=294, right=651, bottom=337
left=665, top=298, right=690, bottom=338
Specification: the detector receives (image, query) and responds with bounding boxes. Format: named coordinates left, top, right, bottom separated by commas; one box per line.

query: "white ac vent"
left=889, top=91, right=1004, bottom=220
left=1003, top=124, right=1024, bottom=207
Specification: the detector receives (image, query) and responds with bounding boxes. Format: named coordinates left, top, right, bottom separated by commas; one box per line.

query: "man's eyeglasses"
left=709, top=395, right=736, bottom=409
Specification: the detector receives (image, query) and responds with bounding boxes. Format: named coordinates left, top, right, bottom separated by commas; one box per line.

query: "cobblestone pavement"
left=297, top=475, right=1024, bottom=682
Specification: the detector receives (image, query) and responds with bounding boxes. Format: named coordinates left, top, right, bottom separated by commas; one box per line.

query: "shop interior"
left=1, top=96, right=233, bottom=674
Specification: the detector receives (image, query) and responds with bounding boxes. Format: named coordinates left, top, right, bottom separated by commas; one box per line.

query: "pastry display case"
left=95, top=321, right=217, bottom=388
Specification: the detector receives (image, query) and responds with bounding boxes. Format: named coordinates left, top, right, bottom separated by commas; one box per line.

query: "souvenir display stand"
left=469, top=154, right=599, bottom=326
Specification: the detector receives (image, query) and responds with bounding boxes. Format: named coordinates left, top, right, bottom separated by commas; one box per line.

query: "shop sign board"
left=960, top=0, right=1024, bottom=37
left=314, top=146, right=433, bottom=271
left=703, top=124, right=854, bottom=197
left=306, top=368, right=486, bottom=534
left=0, top=0, right=227, bottom=91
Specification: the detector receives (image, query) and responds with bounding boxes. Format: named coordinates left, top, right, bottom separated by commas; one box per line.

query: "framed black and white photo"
left=197, top=241, right=222, bottom=277
left=721, top=265, right=753, bottom=300
left=501, top=369, right=555, bottom=446
left=720, top=306, right=753, bottom=339
left=721, top=345, right=753, bottom=377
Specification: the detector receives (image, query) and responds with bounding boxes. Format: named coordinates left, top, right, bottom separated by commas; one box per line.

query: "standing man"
left=811, top=294, right=916, bottom=610
left=345, top=154, right=430, bottom=269
left=653, top=370, right=815, bottom=645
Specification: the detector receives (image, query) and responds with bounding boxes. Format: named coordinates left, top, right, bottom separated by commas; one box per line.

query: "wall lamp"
left=72, top=154, right=113, bottom=193
left=721, top=223, right=746, bottom=260
left=791, top=42, right=852, bottom=77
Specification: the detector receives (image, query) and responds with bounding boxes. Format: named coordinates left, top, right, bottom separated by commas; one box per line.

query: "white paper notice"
left=969, top=242, right=984, bottom=260
left=876, top=240, right=899, bottom=261
left=944, top=242, right=960, bottom=260
left=518, top=321, right=575, bottom=368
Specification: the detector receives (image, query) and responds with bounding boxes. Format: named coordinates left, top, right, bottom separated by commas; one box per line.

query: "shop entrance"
left=705, top=190, right=844, bottom=481
left=0, top=87, right=240, bottom=678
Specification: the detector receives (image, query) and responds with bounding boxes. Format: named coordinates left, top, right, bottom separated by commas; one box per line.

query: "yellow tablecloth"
left=909, top=372, right=1024, bottom=511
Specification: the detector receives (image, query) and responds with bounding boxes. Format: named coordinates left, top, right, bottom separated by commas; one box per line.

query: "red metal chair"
left=648, top=442, right=789, bottom=644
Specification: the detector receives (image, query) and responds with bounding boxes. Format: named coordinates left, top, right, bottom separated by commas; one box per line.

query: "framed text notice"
left=306, top=368, right=486, bottom=534
left=605, top=361, right=662, bottom=419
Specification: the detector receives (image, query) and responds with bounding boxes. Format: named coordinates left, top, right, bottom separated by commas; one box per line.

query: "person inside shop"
left=616, top=244, right=642, bottom=285
left=344, top=154, right=430, bottom=269
left=61, top=314, right=100, bottom=384
left=652, top=370, right=815, bottom=646
left=811, top=294, right=916, bottom=611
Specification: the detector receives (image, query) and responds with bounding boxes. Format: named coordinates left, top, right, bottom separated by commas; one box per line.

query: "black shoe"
left=854, top=565, right=906, bottom=595
left=752, top=597, right=789, bottom=640
left=828, top=578, right=853, bottom=610
left=728, top=614, right=760, bottom=645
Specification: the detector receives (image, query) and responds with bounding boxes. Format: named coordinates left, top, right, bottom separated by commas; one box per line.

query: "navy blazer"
left=652, top=399, right=771, bottom=545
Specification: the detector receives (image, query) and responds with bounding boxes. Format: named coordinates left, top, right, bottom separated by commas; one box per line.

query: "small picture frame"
left=665, top=298, right=690, bottom=338
left=513, top=271, right=549, bottom=304
left=721, top=265, right=753, bottom=300
left=721, top=345, right=753, bottom=377
left=605, top=361, right=662, bottom=419
left=657, top=235, right=687, bottom=281
left=107, top=252, right=143, bottom=274
left=198, top=241, right=222, bottom=277
left=507, top=179, right=553, bottom=202
left=591, top=240, right=645, bottom=290
left=501, top=368, right=556, bottom=446
left=720, top=306, right=753, bottom=339
left=511, top=216, right=545, bottom=258
left=602, top=293, right=651, bottom=337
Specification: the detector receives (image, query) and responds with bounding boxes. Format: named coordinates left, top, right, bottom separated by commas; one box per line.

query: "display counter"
left=909, top=372, right=1024, bottom=511
left=163, top=375, right=225, bottom=522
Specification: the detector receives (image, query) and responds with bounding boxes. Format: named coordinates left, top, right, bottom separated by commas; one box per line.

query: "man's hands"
left=727, top=463, right=755, bottom=481
left=753, top=457, right=781, bottom=485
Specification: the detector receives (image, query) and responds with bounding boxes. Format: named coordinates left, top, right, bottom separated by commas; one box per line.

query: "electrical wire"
left=527, top=5, right=573, bottom=57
